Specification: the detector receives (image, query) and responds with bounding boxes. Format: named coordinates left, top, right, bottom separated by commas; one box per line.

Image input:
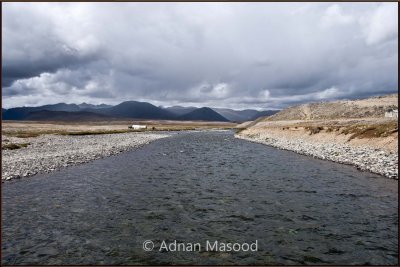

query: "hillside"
left=250, top=110, right=280, bottom=120
left=212, top=108, right=279, bottom=122
left=3, top=101, right=276, bottom=122
left=264, top=94, right=398, bottom=121
left=2, top=103, right=81, bottom=120
left=25, top=110, right=113, bottom=121
left=164, top=106, right=198, bottom=116
left=93, top=101, right=176, bottom=120
left=178, top=107, right=229, bottom=122
left=78, top=103, right=112, bottom=109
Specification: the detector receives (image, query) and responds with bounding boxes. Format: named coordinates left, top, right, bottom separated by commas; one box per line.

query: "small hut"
left=129, top=125, right=147, bottom=130
left=385, top=109, right=398, bottom=118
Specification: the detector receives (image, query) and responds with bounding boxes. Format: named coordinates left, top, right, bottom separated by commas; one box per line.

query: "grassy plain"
left=2, top=120, right=236, bottom=138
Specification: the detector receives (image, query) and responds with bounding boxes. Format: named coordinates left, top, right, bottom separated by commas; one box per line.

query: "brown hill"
left=263, top=94, right=398, bottom=121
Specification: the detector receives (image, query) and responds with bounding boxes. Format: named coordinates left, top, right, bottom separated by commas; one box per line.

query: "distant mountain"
left=2, top=101, right=174, bottom=121
left=78, top=102, right=112, bottom=109
left=2, top=103, right=81, bottom=120
left=212, top=108, right=280, bottom=122
left=92, top=101, right=176, bottom=120
left=2, top=101, right=276, bottom=122
left=178, top=107, right=229, bottom=122
left=25, top=110, right=113, bottom=121
left=164, top=106, right=197, bottom=116
left=40, top=103, right=81, bottom=112
left=249, top=110, right=280, bottom=120
left=212, top=108, right=258, bottom=122
left=3, top=107, right=34, bottom=120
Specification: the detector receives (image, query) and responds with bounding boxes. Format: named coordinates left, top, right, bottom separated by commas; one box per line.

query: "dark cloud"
left=2, top=52, right=95, bottom=87
left=2, top=4, right=100, bottom=88
left=2, top=2, right=398, bottom=109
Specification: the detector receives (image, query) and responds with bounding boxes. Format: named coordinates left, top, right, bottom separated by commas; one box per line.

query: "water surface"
left=2, top=131, right=398, bottom=264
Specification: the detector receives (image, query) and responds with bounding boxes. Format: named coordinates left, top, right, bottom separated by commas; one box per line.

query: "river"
left=2, top=131, right=398, bottom=264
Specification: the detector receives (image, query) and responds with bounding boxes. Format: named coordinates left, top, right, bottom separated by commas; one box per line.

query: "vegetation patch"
left=57, top=127, right=201, bottom=135
left=305, top=126, right=323, bottom=135
left=347, top=121, right=398, bottom=140
left=2, top=143, right=30, bottom=150
left=58, top=130, right=131, bottom=135
left=3, top=130, right=58, bottom=138
left=331, top=121, right=398, bottom=141
left=325, top=126, right=341, bottom=133
left=301, top=121, right=398, bottom=140
left=14, top=132, right=41, bottom=138
left=235, top=128, right=246, bottom=134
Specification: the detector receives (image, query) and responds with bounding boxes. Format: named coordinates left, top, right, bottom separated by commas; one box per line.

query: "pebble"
left=2, top=132, right=171, bottom=181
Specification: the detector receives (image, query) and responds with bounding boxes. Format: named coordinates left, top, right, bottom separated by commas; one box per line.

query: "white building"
left=385, top=109, right=398, bottom=118
left=129, top=125, right=147, bottom=130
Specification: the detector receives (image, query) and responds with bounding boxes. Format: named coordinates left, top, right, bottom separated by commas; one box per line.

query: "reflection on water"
left=2, top=131, right=398, bottom=265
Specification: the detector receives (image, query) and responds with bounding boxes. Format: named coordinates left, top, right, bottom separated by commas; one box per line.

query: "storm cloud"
left=2, top=2, right=398, bottom=109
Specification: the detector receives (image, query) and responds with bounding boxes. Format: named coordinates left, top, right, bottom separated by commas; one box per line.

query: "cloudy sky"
left=2, top=2, right=398, bottom=110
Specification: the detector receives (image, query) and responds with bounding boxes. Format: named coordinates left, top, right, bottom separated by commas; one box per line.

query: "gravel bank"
left=2, top=132, right=171, bottom=181
left=236, top=133, right=398, bottom=179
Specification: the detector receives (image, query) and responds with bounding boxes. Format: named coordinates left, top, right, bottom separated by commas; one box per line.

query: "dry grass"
left=13, top=132, right=41, bottom=138
left=4, top=130, right=61, bottom=138
left=58, top=129, right=132, bottom=136
left=235, top=128, right=246, bottom=134
left=345, top=121, right=398, bottom=140
left=305, top=126, right=324, bottom=135
left=241, top=118, right=398, bottom=153
left=262, top=120, right=398, bottom=140
left=261, top=119, right=398, bottom=140
left=2, top=143, right=30, bottom=150
left=2, top=120, right=236, bottom=138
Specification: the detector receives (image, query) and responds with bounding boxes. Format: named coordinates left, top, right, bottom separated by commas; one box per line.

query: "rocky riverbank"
left=236, top=132, right=398, bottom=179
left=2, top=132, right=171, bottom=181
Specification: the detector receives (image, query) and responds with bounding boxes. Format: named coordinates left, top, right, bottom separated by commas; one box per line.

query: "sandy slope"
left=265, top=94, right=398, bottom=121
left=243, top=118, right=398, bottom=153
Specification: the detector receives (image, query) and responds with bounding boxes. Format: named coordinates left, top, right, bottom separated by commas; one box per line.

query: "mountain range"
left=2, top=101, right=279, bottom=122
